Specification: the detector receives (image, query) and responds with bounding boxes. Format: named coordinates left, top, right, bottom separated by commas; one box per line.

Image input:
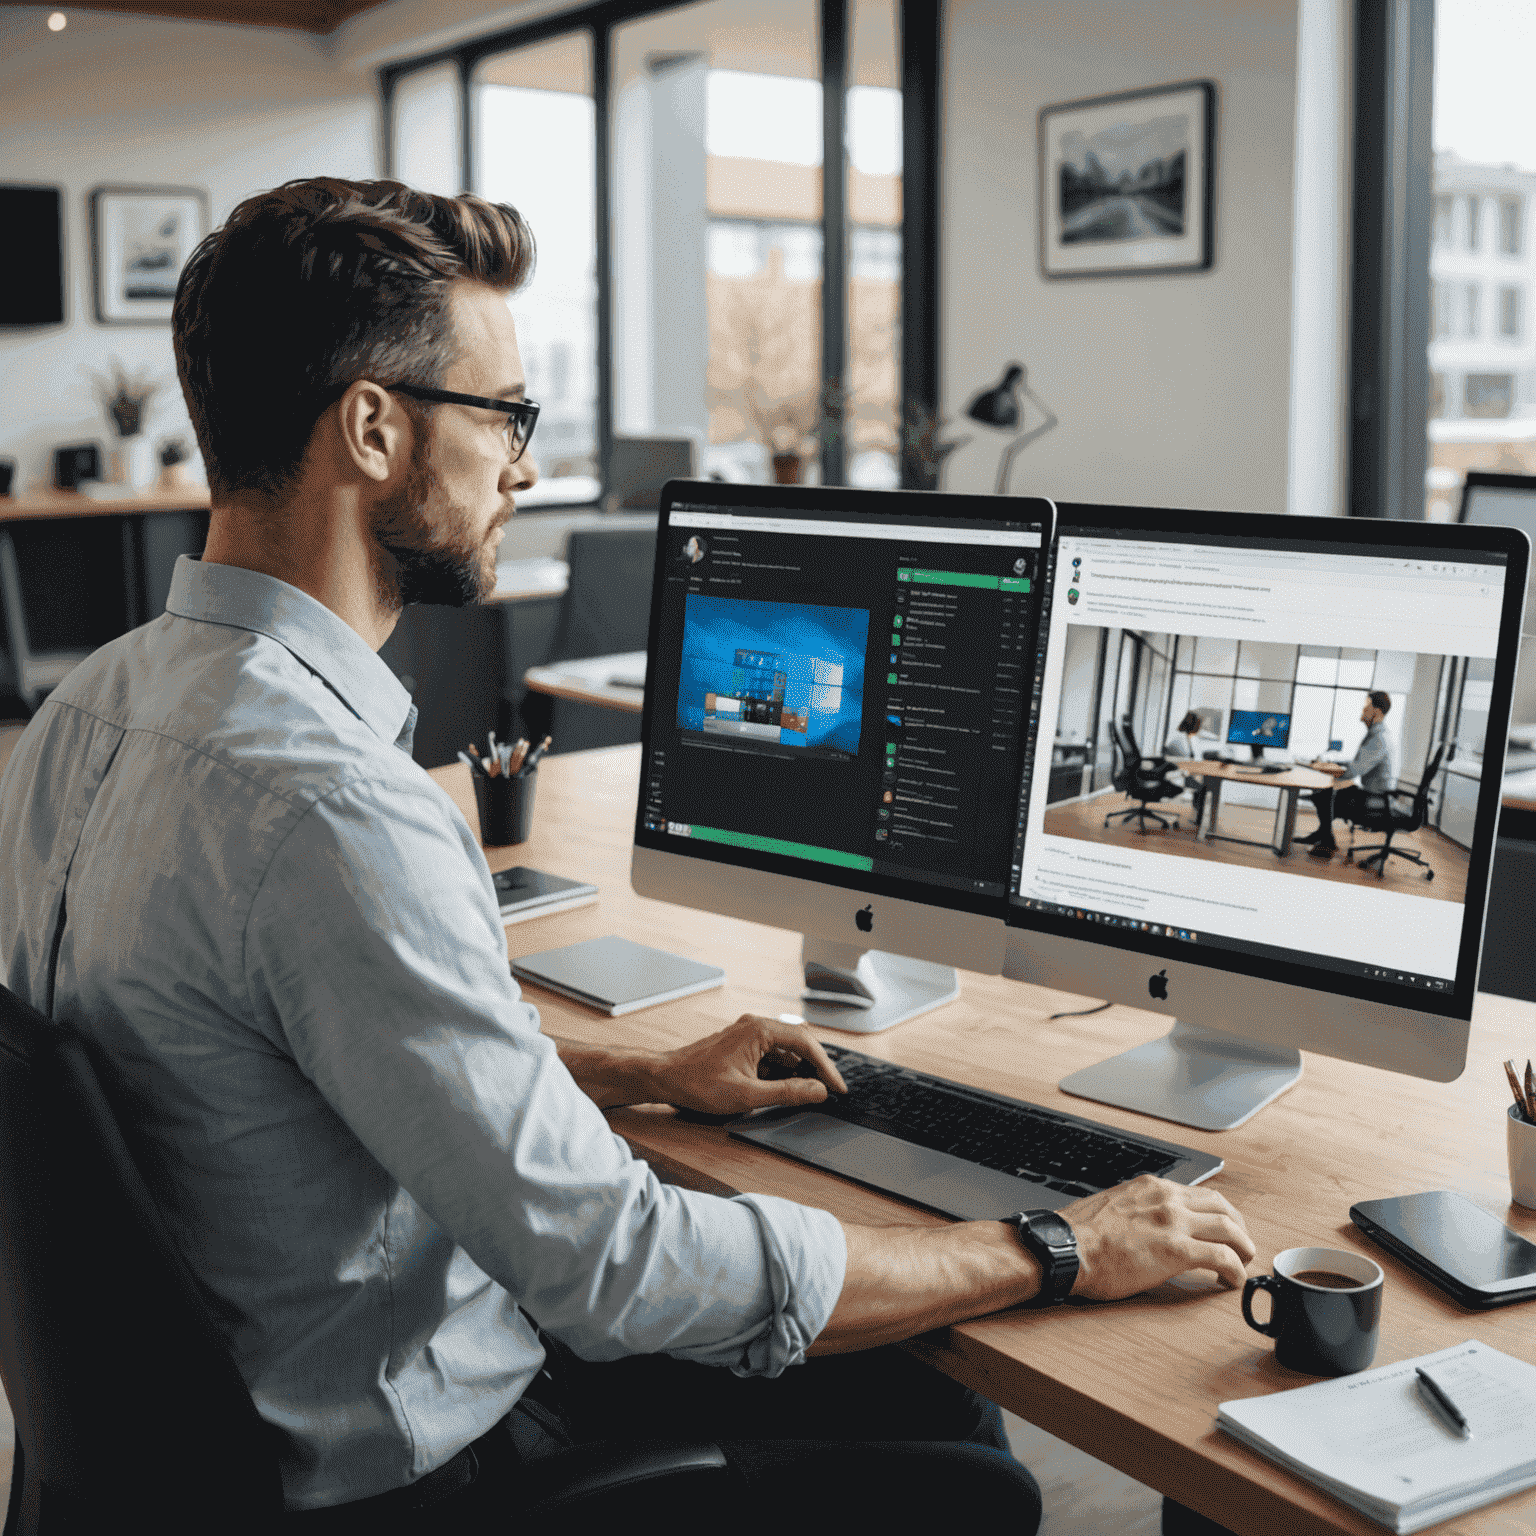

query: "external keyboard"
left=816, top=1042, right=1179, bottom=1196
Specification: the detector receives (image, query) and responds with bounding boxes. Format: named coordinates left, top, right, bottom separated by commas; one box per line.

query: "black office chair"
left=0, top=530, right=93, bottom=715
left=0, top=983, right=734, bottom=1533
left=521, top=524, right=657, bottom=753
left=1344, top=746, right=1444, bottom=881
left=1102, top=721, right=1184, bottom=833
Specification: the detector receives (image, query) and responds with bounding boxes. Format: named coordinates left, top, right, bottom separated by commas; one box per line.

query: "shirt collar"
left=165, top=556, right=415, bottom=748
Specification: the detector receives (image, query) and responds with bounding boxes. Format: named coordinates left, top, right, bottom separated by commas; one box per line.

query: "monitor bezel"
left=632, top=479, right=1056, bottom=918
left=1458, top=469, right=1536, bottom=522
left=1005, top=502, right=1531, bottom=1025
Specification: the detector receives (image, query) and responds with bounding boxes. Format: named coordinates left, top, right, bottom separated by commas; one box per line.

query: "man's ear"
left=335, top=381, right=412, bottom=485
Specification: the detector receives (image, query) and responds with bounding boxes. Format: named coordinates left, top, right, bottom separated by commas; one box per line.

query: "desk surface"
left=0, top=486, right=211, bottom=521
left=427, top=744, right=1536, bottom=1536
left=523, top=650, right=646, bottom=713
left=1174, top=759, right=1335, bottom=790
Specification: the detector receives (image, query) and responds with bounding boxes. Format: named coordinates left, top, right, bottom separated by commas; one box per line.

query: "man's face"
left=370, top=279, right=538, bottom=609
left=1361, top=698, right=1381, bottom=726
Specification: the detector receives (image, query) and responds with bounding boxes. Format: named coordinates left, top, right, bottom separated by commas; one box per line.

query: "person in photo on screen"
left=1298, top=691, right=1399, bottom=858
left=1163, top=709, right=1209, bottom=825
left=0, top=177, right=1255, bottom=1533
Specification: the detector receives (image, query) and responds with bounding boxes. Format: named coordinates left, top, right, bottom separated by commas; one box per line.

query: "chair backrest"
left=0, top=984, right=283, bottom=1533
left=551, top=524, right=658, bottom=662
left=1107, top=722, right=1132, bottom=792
left=1403, top=744, right=1446, bottom=827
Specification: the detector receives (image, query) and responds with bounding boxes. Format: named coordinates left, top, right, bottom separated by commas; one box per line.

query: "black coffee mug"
left=1242, top=1246, right=1383, bottom=1375
left=473, top=768, right=536, bottom=846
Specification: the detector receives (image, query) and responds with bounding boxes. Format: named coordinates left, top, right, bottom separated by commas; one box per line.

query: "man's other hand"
left=1061, top=1176, right=1256, bottom=1300
left=655, top=1015, right=848, bottom=1115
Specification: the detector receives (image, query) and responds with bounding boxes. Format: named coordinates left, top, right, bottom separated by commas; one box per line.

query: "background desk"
left=433, top=743, right=1536, bottom=1536
left=1174, top=760, right=1334, bottom=857
left=523, top=650, right=646, bottom=715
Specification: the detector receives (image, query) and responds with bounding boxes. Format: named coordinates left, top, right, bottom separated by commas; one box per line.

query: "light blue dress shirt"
left=0, top=557, right=846, bottom=1512
left=1347, top=719, right=1398, bottom=793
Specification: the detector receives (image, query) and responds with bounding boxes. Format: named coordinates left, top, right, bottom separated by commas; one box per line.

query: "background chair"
left=0, top=530, right=93, bottom=715
left=1102, top=721, right=1184, bottom=833
left=0, top=983, right=736, bottom=1533
left=521, top=523, right=657, bottom=753
left=1344, top=746, right=1444, bottom=880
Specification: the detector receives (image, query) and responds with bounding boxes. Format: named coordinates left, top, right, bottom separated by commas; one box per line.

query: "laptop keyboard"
left=816, top=1043, right=1179, bottom=1196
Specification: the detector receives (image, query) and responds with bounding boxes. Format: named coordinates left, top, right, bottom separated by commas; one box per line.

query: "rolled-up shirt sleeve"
left=241, top=772, right=846, bottom=1376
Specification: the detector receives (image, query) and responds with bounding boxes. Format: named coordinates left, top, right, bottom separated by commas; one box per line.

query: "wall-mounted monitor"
left=0, top=186, right=64, bottom=327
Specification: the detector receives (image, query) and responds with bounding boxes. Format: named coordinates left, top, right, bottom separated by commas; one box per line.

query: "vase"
left=771, top=452, right=802, bottom=486
left=108, top=437, right=156, bottom=491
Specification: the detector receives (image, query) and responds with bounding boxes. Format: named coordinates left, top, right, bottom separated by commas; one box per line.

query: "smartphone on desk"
left=1351, top=1191, right=1536, bottom=1308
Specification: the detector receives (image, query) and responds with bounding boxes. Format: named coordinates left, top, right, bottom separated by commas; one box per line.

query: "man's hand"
left=1060, top=1175, right=1256, bottom=1300
left=652, top=1015, right=847, bottom=1116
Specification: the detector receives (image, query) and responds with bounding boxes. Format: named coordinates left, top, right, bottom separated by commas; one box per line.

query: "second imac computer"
left=1006, top=505, right=1528, bottom=1130
left=630, top=481, right=1055, bottom=1031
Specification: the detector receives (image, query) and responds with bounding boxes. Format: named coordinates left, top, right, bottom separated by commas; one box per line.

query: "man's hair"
left=1177, top=710, right=1203, bottom=734
left=173, top=178, right=535, bottom=500
left=1368, top=689, right=1392, bottom=715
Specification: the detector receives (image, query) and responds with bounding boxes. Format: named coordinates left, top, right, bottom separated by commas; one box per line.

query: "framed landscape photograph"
left=1039, top=80, right=1215, bottom=280
left=90, top=185, right=209, bottom=324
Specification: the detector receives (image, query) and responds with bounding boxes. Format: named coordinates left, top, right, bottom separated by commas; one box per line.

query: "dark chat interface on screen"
left=641, top=501, right=1046, bottom=899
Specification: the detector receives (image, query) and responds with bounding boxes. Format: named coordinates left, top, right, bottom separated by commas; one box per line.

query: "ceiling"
left=2, top=0, right=395, bottom=35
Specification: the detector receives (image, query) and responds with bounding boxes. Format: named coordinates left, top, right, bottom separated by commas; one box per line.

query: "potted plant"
left=94, top=361, right=160, bottom=491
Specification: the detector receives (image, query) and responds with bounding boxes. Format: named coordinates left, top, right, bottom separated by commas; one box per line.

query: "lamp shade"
left=965, top=364, right=1024, bottom=429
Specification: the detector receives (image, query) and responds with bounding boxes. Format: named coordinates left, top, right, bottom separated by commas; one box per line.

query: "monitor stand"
left=798, top=937, right=959, bottom=1035
left=1059, top=1019, right=1302, bottom=1131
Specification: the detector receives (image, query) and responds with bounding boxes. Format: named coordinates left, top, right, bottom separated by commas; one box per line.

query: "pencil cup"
left=473, top=769, right=536, bottom=846
left=1510, top=1104, right=1536, bottom=1211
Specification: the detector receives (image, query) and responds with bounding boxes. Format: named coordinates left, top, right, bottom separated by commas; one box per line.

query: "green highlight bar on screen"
left=687, top=825, right=874, bottom=871
left=897, top=567, right=999, bottom=589
left=1000, top=576, right=1031, bottom=592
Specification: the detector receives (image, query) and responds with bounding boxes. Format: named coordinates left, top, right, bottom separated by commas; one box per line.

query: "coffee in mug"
left=1242, top=1246, right=1383, bottom=1375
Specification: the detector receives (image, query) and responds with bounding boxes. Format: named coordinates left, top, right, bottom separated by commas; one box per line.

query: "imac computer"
left=630, top=481, right=1055, bottom=1031
left=1227, top=707, right=1290, bottom=762
left=1005, top=504, right=1530, bottom=1131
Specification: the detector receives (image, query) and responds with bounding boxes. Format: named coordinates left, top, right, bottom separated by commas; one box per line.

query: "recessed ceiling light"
left=48, top=12, right=67, bottom=30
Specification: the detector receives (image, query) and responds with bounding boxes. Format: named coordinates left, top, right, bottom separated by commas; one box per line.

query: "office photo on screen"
left=1040, top=623, right=1473, bottom=905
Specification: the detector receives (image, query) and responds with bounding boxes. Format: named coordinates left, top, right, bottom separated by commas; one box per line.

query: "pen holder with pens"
left=474, top=769, right=537, bottom=846
left=1511, top=1104, right=1536, bottom=1211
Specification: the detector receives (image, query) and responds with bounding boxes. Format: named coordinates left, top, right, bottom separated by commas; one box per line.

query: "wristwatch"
left=1007, top=1209, right=1079, bottom=1307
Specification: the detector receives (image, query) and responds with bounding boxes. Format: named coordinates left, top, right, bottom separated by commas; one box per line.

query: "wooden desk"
left=523, top=650, right=646, bottom=714
left=0, top=486, right=210, bottom=522
left=428, top=744, right=1536, bottom=1536
left=1175, top=760, right=1334, bottom=857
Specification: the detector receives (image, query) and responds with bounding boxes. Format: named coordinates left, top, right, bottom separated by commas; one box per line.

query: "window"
left=1430, top=281, right=1452, bottom=338
left=1428, top=371, right=1445, bottom=419
left=1500, top=196, right=1524, bottom=255
left=1463, top=373, right=1514, bottom=418
left=1465, top=194, right=1481, bottom=249
left=1461, top=283, right=1480, bottom=337
left=1499, top=285, right=1523, bottom=339
left=383, top=1, right=936, bottom=506
left=473, top=33, right=597, bottom=507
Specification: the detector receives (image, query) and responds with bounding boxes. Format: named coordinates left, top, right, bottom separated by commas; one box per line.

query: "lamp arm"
left=994, top=417, right=1060, bottom=495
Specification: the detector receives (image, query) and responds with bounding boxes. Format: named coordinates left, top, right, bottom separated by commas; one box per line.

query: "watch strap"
left=1009, top=1209, right=1079, bottom=1307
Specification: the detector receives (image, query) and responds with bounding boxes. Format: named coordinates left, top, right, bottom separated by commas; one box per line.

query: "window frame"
left=380, top=0, right=941, bottom=506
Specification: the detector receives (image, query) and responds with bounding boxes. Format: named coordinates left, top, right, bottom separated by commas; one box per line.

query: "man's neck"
left=203, top=490, right=398, bottom=651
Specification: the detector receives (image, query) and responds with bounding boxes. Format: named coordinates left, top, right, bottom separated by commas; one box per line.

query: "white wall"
left=0, top=7, right=379, bottom=492
left=942, top=0, right=1300, bottom=513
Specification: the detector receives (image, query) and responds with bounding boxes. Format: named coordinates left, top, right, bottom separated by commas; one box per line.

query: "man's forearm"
left=552, top=1037, right=665, bottom=1108
left=808, top=1220, right=1042, bottom=1355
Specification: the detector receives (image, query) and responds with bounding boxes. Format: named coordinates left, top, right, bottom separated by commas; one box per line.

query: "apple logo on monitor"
left=856, top=905, right=874, bottom=933
left=1148, top=969, right=1169, bottom=1001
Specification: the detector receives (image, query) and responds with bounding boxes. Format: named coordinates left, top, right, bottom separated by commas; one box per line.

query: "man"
left=1163, top=708, right=1209, bottom=825
left=0, top=180, right=1254, bottom=1529
left=1300, top=691, right=1399, bottom=859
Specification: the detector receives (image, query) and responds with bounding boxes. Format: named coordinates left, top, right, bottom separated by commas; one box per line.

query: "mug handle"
left=1242, top=1275, right=1283, bottom=1337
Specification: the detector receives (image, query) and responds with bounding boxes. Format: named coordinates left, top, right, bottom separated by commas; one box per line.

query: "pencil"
left=1527, top=1060, right=1536, bottom=1124
left=1505, top=1059, right=1530, bottom=1121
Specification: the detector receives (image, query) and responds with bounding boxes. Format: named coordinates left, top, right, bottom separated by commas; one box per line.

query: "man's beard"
left=369, top=447, right=500, bottom=611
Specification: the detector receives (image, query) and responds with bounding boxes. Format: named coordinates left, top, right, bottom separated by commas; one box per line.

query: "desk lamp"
left=965, top=363, right=1060, bottom=495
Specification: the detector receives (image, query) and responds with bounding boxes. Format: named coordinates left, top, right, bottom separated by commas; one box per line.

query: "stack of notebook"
left=1217, top=1341, right=1536, bottom=1532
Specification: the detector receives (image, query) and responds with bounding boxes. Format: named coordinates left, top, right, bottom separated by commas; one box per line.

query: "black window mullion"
left=898, top=0, right=941, bottom=489
left=820, top=0, right=850, bottom=488
left=457, top=55, right=474, bottom=193
left=593, top=22, right=614, bottom=493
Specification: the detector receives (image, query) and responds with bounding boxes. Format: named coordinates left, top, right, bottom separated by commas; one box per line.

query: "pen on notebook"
left=1506, top=1059, right=1533, bottom=1123
left=1415, top=1366, right=1472, bottom=1438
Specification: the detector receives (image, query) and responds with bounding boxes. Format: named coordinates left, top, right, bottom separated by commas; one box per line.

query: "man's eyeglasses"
left=387, top=383, right=540, bottom=464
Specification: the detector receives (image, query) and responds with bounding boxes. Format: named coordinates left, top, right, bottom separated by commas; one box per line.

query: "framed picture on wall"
left=1038, top=79, right=1215, bottom=280
left=90, top=185, right=209, bottom=324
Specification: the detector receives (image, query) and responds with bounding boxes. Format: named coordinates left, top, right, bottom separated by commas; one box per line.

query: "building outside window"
left=1423, top=3, right=1536, bottom=517
left=1500, top=196, right=1524, bottom=256
left=1499, top=285, right=1523, bottom=340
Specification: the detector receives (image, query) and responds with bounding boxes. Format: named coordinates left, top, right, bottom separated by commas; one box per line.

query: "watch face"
left=1026, top=1211, right=1075, bottom=1249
